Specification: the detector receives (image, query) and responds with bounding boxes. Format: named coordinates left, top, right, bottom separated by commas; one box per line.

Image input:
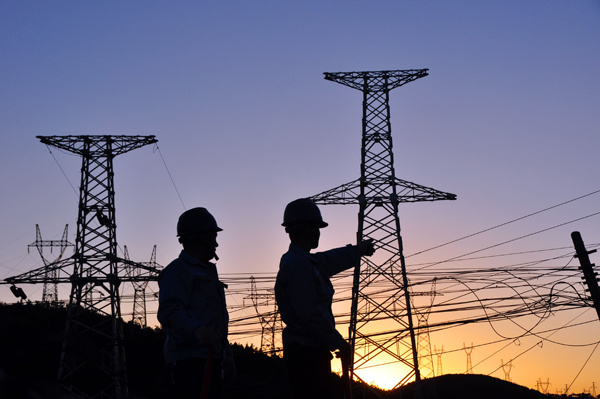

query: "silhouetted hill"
left=389, top=373, right=549, bottom=399
left=1, top=302, right=564, bottom=399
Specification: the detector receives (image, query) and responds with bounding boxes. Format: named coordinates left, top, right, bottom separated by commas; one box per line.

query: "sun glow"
left=333, top=359, right=413, bottom=391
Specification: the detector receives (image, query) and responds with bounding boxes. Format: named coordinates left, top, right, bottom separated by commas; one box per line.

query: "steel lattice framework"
left=247, top=276, right=283, bottom=356
left=27, top=224, right=74, bottom=306
left=124, top=245, right=157, bottom=328
left=6, top=135, right=160, bottom=399
left=309, top=70, right=456, bottom=390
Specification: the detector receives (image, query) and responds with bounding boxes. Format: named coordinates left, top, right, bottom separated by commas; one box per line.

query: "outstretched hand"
left=357, top=239, right=375, bottom=257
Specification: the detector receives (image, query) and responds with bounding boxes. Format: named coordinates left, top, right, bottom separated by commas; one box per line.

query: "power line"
left=407, top=245, right=596, bottom=268
left=44, top=144, right=79, bottom=197
left=412, top=210, right=600, bottom=272
left=153, top=143, right=186, bottom=210
left=567, top=341, right=600, bottom=393
left=407, top=188, right=600, bottom=259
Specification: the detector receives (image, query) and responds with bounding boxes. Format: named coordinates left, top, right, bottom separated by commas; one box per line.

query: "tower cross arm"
left=324, top=69, right=429, bottom=92
left=37, top=135, right=158, bottom=157
left=3, top=258, right=74, bottom=284
left=3, top=257, right=162, bottom=285
left=309, top=179, right=362, bottom=205
left=393, top=177, right=456, bottom=203
left=118, top=257, right=163, bottom=277
left=308, top=177, right=456, bottom=205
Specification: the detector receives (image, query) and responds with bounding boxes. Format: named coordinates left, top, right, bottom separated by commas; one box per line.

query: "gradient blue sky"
left=1, top=1, right=599, bottom=393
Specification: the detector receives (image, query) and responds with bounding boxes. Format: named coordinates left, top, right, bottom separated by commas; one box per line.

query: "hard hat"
left=177, top=207, right=222, bottom=236
left=282, top=198, right=328, bottom=228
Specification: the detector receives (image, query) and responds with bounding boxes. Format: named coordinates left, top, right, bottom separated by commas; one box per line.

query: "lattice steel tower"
left=123, top=244, right=157, bottom=328
left=309, top=70, right=456, bottom=389
left=247, top=276, right=283, bottom=356
left=6, top=135, right=159, bottom=398
left=53, top=135, right=158, bottom=398
left=463, top=342, right=474, bottom=374
left=27, top=224, right=73, bottom=306
left=415, top=278, right=437, bottom=379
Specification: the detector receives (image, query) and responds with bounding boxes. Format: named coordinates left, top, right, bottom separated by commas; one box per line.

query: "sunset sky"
left=1, top=1, right=599, bottom=394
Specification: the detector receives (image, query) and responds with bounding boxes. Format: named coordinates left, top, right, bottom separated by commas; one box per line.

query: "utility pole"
left=27, top=224, right=74, bottom=306
left=5, top=135, right=160, bottom=399
left=571, top=231, right=600, bottom=321
left=309, top=70, right=456, bottom=390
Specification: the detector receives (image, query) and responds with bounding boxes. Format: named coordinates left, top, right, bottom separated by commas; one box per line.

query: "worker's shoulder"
left=280, top=248, right=313, bottom=266
left=159, top=255, right=196, bottom=282
left=163, top=255, right=187, bottom=270
left=278, top=252, right=313, bottom=279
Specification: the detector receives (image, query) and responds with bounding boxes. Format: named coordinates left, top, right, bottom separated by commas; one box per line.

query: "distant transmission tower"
left=463, top=342, right=473, bottom=374
left=501, top=359, right=513, bottom=382
left=27, top=224, right=74, bottom=306
left=309, top=70, right=456, bottom=389
left=5, top=135, right=160, bottom=399
left=540, top=378, right=551, bottom=395
left=123, top=245, right=158, bottom=328
left=247, top=276, right=283, bottom=355
left=415, top=279, right=437, bottom=379
left=434, top=345, right=444, bottom=376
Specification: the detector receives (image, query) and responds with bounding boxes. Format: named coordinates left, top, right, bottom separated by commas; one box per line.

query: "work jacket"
left=275, top=243, right=360, bottom=351
left=158, top=250, right=231, bottom=363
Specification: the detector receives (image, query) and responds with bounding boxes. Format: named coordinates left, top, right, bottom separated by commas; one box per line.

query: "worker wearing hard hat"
left=158, top=207, right=235, bottom=399
left=275, top=198, right=375, bottom=399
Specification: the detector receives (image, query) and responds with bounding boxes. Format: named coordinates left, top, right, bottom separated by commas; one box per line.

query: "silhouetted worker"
left=158, top=207, right=235, bottom=399
left=275, top=198, right=375, bottom=399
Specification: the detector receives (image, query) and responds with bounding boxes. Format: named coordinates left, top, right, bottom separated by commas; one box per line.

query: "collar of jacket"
left=179, top=249, right=216, bottom=269
left=178, top=250, right=228, bottom=288
left=288, top=243, right=318, bottom=263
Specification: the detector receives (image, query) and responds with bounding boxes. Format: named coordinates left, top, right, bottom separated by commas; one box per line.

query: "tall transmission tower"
left=309, top=70, right=456, bottom=389
left=5, top=135, right=160, bottom=399
left=27, top=224, right=74, bottom=306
